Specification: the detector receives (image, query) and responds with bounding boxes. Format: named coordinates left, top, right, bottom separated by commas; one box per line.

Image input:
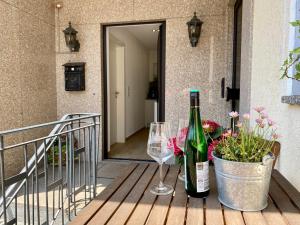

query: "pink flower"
left=178, top=127, right=188, bottom=144
left=272, top=133, right=281, bottom=140
left=255, top=118, right=263, bottom=124
left=222, top=129, right=232, bottom=138
left=202, top=120, right=220, bottom=133
left=168, top=137, right=184, bottom=157
left=236, top=121, right=243, bottom=128
left=267, top=119, right=275, bottom=127
left=229, top=111, right=239, bottom=118
left=260, top=111, right=268, bottom=119
left=254, top=107, right=265, bottom=113
left=208, top=140, right=219, bottom=161
left=243, top=113, right=250, bottom=120
left=203, top=123, right=210, bottom=130
left=232, top=132, right=238, bottom=137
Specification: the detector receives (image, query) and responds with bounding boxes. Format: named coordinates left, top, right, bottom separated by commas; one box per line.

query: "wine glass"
left=147, top=122, right=174, bottom=195
left=176, top=119, right=189, bottom=181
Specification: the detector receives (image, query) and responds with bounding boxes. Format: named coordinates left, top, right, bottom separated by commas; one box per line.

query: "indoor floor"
left=108, top=128, right=152, bottom=160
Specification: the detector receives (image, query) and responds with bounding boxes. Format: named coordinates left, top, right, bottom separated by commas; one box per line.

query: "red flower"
left=208, top=140, right=219, bottom=161
left=168, top=137, right=184, bottom=157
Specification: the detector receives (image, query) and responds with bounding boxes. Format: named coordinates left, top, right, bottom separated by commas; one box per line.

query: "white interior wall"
left=110, top=28, right=149, bottom=138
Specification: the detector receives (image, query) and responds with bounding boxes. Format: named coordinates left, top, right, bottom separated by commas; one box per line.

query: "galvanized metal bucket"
left=213, top=152, right=274, bottom=211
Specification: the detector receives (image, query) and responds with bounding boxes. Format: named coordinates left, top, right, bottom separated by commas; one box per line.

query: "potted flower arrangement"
left=212, top=107, right=280, bottom=211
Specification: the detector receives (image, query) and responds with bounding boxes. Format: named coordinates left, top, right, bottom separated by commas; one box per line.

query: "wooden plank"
left=262, top=198, right=288, bottom=225
left=206, top=166, right=224, bottom=225
left=272, top=170, right=300, bottom=209
left=186, top=197, right=204, bottom=225
left=243, top=211, right=268, bottom=225
left=88, top=163, right=148, bottom=225
left=223, top=207, right=245, bottom=225
left=165, top=174, right=188, bottom=225
left=126, top=165, right=169, bottom=225
left=106, top=164, right=158, bottom=225
left=69, top=163, right=138, bottom=225
left=269, top=178, right=300, bottom=225
left=145, top=166, right=180, bottom=225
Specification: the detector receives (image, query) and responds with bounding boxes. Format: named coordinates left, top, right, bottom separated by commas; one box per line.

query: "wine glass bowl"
left=147, top=122, right=174, bottom=195
left=176, top=119, right=189, bottom=181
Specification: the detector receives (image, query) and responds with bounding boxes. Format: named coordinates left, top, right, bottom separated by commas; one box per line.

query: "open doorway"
left=102, top=22, right=166, bottom=160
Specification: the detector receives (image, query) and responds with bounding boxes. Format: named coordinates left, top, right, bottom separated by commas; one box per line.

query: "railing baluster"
left=32, top=172, right=35, bottom=225
left=72, top=129, right=77, bottom=216
left=92, top=117, right=97, bottom=197
left=44, top=140, right=49, bottom=224
left=34, top=142, right=40, bottom=225
left=65, top=126, right=70, bottom=222
left=24, top=145, right=30, bottom=225
left=78, top=116, right=81, bottom=188
left=0, top=136, right=7, bottom=224
left=83, top=128, right=87, bottom=206
left=58, top=136, right=64, bottom=225
left=14, top=196, right=17, bottom=224
left=88, top=127, right=92, bottom=201
left=51, top=144, right=55, bottom=221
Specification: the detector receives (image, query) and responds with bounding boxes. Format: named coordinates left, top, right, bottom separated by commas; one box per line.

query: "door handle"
left=221, top=78, right=225, bottom=98
left=115, top=91, right=120, bottom=98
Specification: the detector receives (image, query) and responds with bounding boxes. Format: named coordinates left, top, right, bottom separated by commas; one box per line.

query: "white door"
left=115, top=46, right=126, bottom=143
left=109, top=36, right=125, bottom=147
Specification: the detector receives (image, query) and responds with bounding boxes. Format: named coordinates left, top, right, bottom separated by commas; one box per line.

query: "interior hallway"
left=108, top=128, right=152, bottom=160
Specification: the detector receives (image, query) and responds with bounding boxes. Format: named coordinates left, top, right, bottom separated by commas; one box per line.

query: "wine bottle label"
left=196, top=161, right=209, bottom=192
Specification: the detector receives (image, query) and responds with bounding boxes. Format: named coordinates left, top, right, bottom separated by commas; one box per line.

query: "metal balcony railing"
left=0, top=113, right=101, bottom=225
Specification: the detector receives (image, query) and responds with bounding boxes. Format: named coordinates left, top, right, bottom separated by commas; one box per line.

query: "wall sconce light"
left=187, top=12, right=203, bottom=47
left=63, top=22, right=80, bottom=52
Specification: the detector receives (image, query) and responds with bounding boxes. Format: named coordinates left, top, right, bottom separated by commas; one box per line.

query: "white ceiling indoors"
left=110, top=23, right=161, bottom=50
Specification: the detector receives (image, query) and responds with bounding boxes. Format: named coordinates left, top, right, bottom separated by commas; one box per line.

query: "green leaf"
left=291, top=47, right=300, bottom=54
left=290, top=20, right=300, bottom=27
left=296, top=63, right=300, bottom=72
left=294, top=72, right=300, bottom=80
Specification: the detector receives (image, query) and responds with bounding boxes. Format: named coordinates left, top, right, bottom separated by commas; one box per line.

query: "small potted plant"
left=48, top=135, right=78, bottom=166
left=212, top=107, right=280, bottom=211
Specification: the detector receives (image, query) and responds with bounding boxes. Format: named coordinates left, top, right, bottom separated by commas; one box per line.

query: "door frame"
left=231, top=0, right=242, bottom=111
left=101, top=20, right=166, bottom=160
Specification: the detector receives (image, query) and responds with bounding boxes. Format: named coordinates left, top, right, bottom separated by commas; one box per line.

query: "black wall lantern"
left=187, top=12, right=203, bottom=47
left=63, top=22, right=80, bottom=52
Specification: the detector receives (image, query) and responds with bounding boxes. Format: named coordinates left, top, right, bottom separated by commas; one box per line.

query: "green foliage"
left=281, top=21, right=300, bottom=81
left=48, top=144, right=67, bottom=166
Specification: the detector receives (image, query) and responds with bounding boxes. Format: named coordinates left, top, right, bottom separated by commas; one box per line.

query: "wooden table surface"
left=70, top=163, right=300, bottom=225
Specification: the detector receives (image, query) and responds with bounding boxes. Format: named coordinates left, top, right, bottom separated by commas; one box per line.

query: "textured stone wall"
left=0, top=0, right=57, bottom=176
left=55, top=0, right=234, bottom=145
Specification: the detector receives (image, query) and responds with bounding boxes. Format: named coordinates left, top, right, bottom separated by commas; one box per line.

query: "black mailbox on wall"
left=63, top=62, right=85, bottom=91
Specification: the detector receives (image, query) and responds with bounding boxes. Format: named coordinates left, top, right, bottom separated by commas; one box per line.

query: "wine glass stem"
left=159, top=163, right=164, bottom=188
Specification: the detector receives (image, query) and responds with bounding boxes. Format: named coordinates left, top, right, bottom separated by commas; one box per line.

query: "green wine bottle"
left=184, top=90, right=209, bottom=198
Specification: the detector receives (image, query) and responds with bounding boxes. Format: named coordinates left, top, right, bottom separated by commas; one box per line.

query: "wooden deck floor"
left=70, top=163, right=300, bottom=225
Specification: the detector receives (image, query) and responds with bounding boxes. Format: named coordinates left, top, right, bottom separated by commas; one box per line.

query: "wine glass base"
left=150, top=184, right=174, bottom=195
left=178, top=173, right=185, bottom=182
